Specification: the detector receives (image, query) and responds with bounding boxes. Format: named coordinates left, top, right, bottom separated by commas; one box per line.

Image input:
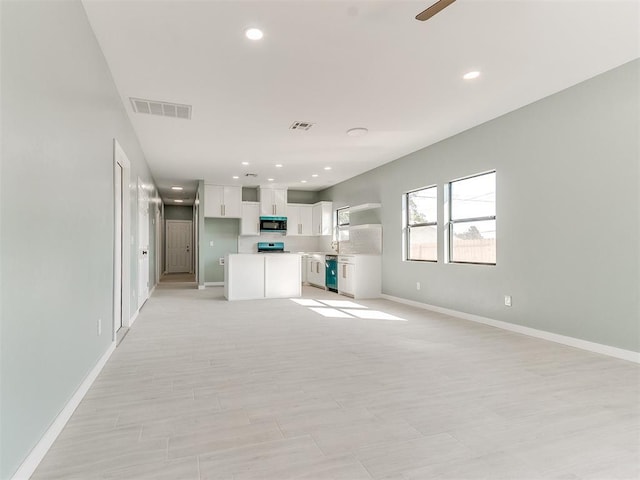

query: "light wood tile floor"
left=32, top=285, right=640, bottom=479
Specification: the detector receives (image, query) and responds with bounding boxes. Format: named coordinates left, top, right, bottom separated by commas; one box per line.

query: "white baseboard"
left=129, top=307, right=140, bottom=327
left=11, top=342, right=117, bottom=480
left=381, top=294, right=640, bottom=364
left=204, top=282, right=224, bottom=287
left=197, top=284, right=206, bottom=290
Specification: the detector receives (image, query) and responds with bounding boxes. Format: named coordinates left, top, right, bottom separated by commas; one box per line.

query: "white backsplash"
left=238, top=234, right=332, bottom=253
left=339, top=225, right=382, bottom=254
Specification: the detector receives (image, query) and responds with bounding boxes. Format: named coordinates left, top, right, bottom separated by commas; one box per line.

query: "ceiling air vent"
left=130, top=97, right=192, bottom=120
left=245, top=173, right=258, bottom=178
left=289, top=121, right=314, bottom=131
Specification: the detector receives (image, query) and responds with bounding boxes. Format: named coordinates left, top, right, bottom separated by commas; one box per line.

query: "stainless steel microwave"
left=259, top=216, right=287, bottom=234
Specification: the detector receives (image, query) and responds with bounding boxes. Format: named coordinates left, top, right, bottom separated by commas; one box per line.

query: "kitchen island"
left=224, top=253, right=302, bottom=301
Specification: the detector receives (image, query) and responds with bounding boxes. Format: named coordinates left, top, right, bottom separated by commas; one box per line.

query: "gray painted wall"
left=164, top=205, right=193, bottom=221
left=204, top=219, right=239, bottom=282
left=1, top=1, right=158, bottom=477
left=321, top=59, right=640, bottom=353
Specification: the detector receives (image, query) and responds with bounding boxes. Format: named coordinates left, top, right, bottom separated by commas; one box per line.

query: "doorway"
left=166, top=220, right=193, bottom=273
left=113, top=140, right=131, bottom=339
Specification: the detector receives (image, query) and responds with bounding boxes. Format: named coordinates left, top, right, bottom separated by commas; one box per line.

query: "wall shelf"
left=349, top=203, right=381, bottom=213
left=348, top=224, right=382, bottom=231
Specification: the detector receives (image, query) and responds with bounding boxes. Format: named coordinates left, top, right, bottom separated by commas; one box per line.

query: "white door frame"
left=156, top=202, right=163, bottom=282
left=137, top=177, right=150, bottom=309
left=113, top=139, right=131, bottom=339
left=194, top=194, right=200, bottom=281
left=165, top=219, right=194, bottom=273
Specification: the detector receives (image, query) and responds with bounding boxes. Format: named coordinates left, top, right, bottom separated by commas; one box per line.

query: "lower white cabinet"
left=225, top=254, right=301, bottom=300
left=337, top=255, right=381, bottom=299
left=301, top=255, right=310, bottom=284
left=307, top=254, right=326, bottom=288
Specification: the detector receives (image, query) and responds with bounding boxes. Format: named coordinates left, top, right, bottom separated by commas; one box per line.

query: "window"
left=405, top=186, right=437, bottom=261
left=336, top=206, right=350, bottom=242
left=448, top=171, right=496, bottom=264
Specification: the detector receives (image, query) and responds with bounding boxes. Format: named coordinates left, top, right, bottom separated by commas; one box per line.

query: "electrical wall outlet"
left=209, top=240, right=214, bottom=247
left=97, top=318, right=102, bottom=336
left=504, top=295, right=512, bottom=307
left=219, top=257, right=225, bottom=266
left=416, top=282, right=421, bottom=291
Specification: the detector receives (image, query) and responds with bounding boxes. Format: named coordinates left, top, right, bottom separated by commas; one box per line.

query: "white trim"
left=204, top=282, right=224, bottom=287
left=113, top=139, right=131, bottom=340
left=381, top=294, right=640, bottom=364
left=198, top=285, right=206, bottom=290
left=11, top=342, right=116, bottom=480
left=149, top=285, right=156, bottom=297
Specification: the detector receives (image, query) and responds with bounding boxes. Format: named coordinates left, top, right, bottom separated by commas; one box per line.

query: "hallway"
left=32, top=286, right=639, bottom=479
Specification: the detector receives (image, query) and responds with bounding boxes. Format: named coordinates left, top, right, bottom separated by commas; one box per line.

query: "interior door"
left=114, top=162, right=123, bottom=332
left=138, top=178, right=150, bottom=308
left=166, top=220, right=193, bottom=273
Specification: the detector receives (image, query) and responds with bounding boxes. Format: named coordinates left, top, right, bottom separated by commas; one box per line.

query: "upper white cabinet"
left=240, top=201, right=260, bottom=235
left=312, top=201, right=333, bottom=236
left=286, top=204, right=313, bottom=236
left=258, top=187, right=287, bottom=216
left=204, top=184, right=242, bottom=218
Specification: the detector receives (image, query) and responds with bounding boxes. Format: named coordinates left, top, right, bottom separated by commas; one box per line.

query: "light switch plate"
left=504, top=295, right=512, bottom=307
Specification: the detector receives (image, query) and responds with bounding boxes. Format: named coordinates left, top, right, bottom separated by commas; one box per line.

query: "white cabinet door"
left=259, top=187, right=288, bottom=216
left=240, top=202, right=260, bottom=235
left=273, top=188, right=287, bottom=216
left=308, top=254, right=326, bottom=288
left=299, top=205, right=313, bottom=235
left=286, top=204, right=300, bottom=236
left=338, top=262, right=355, bottom=296
left=312, top=201, right=333, bottom=235
left=223, top=185, right=242, bottom=218
left=205, top=185, right=242, bottom=218
left=204, top=185, right=224, bottom=217
left=286, top=204, right=313, bottom=236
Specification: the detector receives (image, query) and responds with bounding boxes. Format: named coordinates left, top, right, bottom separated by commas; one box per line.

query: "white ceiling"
left=82, top=0, right=639, bottom=205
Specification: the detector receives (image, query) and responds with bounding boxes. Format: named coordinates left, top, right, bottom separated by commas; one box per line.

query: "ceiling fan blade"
left=415, top=0, right=457, bottom=21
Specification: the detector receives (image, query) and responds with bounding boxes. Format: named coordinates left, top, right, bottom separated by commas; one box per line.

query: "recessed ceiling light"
left=324, top=166, right=332, bottom=170
left=232, top=176, right=239, bottom=179
left=463, top=70, right=481, bottom=80
left=171, top=186, right=183, bottom=191
left=241, top=161, right=249, bottom=166
left=267, top=178, right=274, bottom=181
left=301, top=180, right=307, bottom=183
left=174, top=199, right=183, bottom=203
left=312, top=174, right=318, bottom=177
left=346, top=127, right=368, bottom=137
left=245, top=28, right=263, bottom=40
left=275, top=164, right=283, bottom=168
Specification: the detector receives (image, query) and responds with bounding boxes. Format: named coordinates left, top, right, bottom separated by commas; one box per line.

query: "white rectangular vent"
left=130, top=98, right=191, bottom=120
left=289, top=121, right=314, bottom=131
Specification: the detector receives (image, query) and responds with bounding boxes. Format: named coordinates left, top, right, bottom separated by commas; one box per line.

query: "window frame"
left=335, top=206, right=350, bottom=242
left=405, top=185, right=438, bottom=263
left=447, top=170, right=496, bottom=266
